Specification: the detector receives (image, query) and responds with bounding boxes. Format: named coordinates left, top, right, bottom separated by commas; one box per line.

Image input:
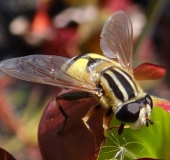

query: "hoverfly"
left=0, top=11, right=153, bottom=139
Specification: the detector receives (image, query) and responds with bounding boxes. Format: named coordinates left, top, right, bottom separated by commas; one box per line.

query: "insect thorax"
left=98, top=66, right=143, bottom=111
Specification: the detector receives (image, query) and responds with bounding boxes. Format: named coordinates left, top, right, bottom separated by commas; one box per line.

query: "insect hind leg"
left=56, top=91, right=92, bottom=134
left=56, top=91, right=92, bottom=101
left=56, top=100, right=69, bottom=134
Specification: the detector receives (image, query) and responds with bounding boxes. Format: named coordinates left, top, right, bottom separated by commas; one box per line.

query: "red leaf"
left=134, top=63, right=166, bottom=80
left=152, top=96, right=170, bottom=113
left=38, top=89, right=106, bottom=160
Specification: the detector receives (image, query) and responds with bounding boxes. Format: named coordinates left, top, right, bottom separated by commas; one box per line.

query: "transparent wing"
left=0, top=55, right=99, bottom=94
left=100, top=10, right=133, bottom=73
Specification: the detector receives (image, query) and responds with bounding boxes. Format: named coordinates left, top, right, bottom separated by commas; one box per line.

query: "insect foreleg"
left=103, top=108, right=114, bottom=137
left=118, top=123, right=125, bottom=135
left=82, top=104, right=101, bottom=148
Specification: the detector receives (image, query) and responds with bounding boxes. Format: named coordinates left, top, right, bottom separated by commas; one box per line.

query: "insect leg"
left=56, top=100, right=69, bottom=134
left=118, top=123, right=125, bottom=135
left=103, top=108, right=114, bottom=137
left=56, top=91, right=92, bottom=134
left=56, top=91, right=92, bottom=101
left=82, top=104, right=101, bottom=148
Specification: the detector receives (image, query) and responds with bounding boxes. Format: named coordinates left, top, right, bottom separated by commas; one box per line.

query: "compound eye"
left=116, top=102, right=140, bottom=123
left=145, top=95, right=153, bottom=109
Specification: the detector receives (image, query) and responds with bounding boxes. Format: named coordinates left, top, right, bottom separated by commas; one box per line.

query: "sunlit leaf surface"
left=98, top=107, right=170, bottom=160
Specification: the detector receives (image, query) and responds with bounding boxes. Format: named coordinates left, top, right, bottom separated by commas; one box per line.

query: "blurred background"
left=0, top=0, right=169, bottom=159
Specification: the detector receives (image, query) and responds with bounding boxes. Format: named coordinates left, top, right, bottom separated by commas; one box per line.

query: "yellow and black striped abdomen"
left=61, top=53, right=118, bottom=83
left=99, top=67, right=142, bottom=109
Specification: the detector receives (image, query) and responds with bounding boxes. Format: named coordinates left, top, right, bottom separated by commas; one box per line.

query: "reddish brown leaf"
left=38, top=89, right=106, bottom=160
left=134, top=63, right=166, bottom=80
left=152, top=96, right=170, bottom=113
left=0, top=148, right=16, bottom=160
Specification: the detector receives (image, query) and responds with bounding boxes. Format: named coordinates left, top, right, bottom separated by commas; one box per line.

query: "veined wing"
left=100, top=10, right=133, bottom=74
left=0, top=55, right=100, bottom=94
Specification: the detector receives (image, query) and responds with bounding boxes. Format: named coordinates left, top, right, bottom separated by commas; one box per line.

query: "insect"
left=0, top=10, right=153, bottom=140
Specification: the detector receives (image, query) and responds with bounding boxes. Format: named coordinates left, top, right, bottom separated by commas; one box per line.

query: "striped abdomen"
left=99, top=67, right=140, bottom=108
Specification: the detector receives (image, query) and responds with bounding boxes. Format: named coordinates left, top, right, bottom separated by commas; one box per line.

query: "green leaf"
left=98, top=107, right=170, bottom=160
